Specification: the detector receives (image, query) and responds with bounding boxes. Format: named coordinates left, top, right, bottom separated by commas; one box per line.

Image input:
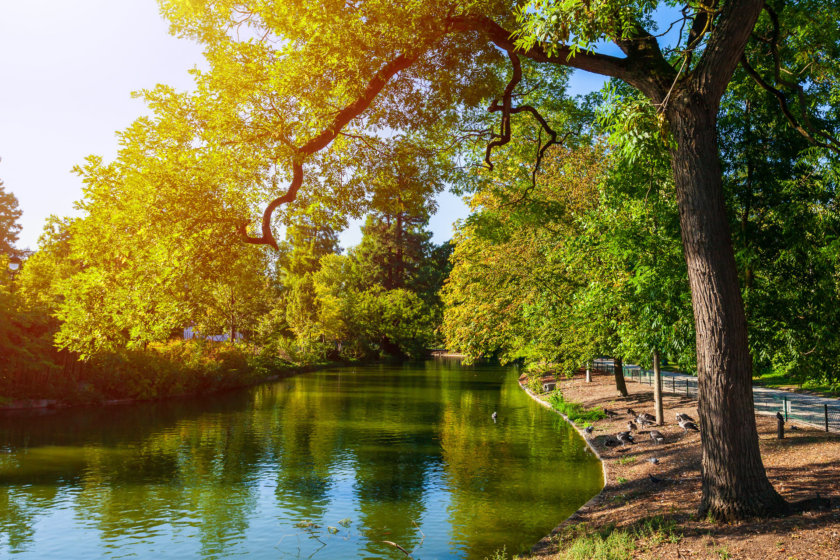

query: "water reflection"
left=0, top=360, right=602, bottom=559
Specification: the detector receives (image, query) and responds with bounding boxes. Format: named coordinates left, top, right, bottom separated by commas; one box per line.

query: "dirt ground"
left=524, top=371, right=840, bottom=560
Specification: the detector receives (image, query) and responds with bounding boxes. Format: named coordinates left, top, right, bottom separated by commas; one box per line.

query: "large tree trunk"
left=613, top=357, right=628, bottom=397
left=667, top=98, right=788, bottom=519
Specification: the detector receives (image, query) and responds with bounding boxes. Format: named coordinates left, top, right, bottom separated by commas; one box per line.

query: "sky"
left=0, top=1, right=474, bottom=252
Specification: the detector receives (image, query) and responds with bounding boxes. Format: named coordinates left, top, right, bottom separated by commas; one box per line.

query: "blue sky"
left=2, top=2, right=680, bottom=252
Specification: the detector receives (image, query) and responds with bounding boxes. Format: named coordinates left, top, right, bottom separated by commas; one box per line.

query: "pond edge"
left=518, top=380, right=610, bottom=555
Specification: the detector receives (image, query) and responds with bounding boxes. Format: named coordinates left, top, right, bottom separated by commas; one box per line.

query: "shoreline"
left=517, top=370, right=840, bottom=559
left=517, top=377, right=610, bottom=556
left=0, top=362, right=331, bottom=415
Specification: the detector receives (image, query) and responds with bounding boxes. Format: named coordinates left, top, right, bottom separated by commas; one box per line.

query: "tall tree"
left=147, top=0, right=840, bottom=518
left=0, top=174, right=22, bottom=259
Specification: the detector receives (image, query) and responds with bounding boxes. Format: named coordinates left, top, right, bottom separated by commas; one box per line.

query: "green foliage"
left=547, top=392, right=607, bottom=424
left=0, top=177, right=22, bottom=258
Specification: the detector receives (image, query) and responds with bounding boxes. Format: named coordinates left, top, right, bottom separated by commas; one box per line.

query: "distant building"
left=183, top=326, right=243, bottom=342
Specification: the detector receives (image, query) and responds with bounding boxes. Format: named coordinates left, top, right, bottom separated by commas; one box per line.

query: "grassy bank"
left=0, top=338, right=328, bottom=408
left=752, top=370, right=840, bottom=397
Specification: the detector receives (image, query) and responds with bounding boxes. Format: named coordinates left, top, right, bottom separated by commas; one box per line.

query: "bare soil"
left=524, top=371, right=840, bottom=560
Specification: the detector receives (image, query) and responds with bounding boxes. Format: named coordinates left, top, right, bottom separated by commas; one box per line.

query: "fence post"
left=826, top=404, right=830, bottom=432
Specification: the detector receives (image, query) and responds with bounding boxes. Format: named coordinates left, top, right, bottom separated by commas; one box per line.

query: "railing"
left=594, top=359, right=840, bottom=433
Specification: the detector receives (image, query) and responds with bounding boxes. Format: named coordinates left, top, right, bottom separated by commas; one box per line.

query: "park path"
left=592, top=358, right=840, bottom=433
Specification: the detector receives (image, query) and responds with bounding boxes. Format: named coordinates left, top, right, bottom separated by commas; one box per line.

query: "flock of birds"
left=584, top=407, right=700, bottom=450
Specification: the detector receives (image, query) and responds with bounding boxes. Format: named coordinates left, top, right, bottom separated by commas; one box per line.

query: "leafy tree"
left=138, top=0, right=840, bottom=518
left=0, top=174, right=22, bottom=259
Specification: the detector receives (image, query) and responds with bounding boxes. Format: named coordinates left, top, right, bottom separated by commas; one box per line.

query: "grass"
left=551, top=517, right=683, bottom=560
left=547, top=392, right=607, bottom=424
left=752, top=370, right=840, bottom=397
left=556, top=524, right=636, bottom=560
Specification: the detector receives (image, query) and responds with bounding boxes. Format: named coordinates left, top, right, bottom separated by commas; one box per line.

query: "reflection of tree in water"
left=0, top=362, right=603, bottom=559
left=0, top=486, right=58, bottom=552
left=438, top=372, right=602, bottom=558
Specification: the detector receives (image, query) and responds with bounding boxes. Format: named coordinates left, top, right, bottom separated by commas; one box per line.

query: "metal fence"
left=615, top=362, right=840, bottom=433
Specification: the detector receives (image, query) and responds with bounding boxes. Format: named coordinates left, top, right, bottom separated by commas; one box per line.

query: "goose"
left=627, top=408, right=638, bottom=417
left=627, top=420, right=638, bottom=432
left=604, top=437, right=621, bottom=448
left=616, top=431, right=635, bottom=446
left=676, top=412, right=695, bottom=423
left=649, top=430, right=665, bottom=444
left=636, top=415, right=654, bottom=428
left=637, top=412, right=656, bottom=423
left=604, top=409, right=619, bottom=418
left=678, top=418, right=700, bottom=433
left=584, top=425, right=594, bottom=436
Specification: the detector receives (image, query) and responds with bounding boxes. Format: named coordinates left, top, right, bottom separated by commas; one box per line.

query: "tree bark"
left=613, top=357, right=628, bottom=397
left=653, top=348, right=663, bottom=425
left=667, top=97, right=788, bottom=519
left=585, top=361, right=592, bottom=383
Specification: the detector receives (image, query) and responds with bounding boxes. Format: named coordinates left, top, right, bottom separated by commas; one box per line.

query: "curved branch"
left=239, top=161, right=303, bottom=249
left=485, top=51, right=521, bottom=170
left=242, top=52, right=426, bottom=248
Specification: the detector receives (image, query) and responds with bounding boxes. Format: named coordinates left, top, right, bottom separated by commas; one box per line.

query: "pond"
left=0, top=359, right=602, bottom=559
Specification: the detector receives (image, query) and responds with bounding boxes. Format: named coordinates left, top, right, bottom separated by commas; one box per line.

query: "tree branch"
left=241, top=52, right=425, bottom=248
left=740, top=55, right=840, bottom=155
left=446, top=14, right=632, bottom=82
left=690, top=0, right=764, bottom=102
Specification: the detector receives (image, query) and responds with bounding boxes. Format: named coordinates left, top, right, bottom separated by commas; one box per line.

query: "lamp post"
left=7, top=255, right=21, bottom=292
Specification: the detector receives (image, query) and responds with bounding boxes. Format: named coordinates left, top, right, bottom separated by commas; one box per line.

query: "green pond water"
left=0, top=359, right=602, bottom=559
